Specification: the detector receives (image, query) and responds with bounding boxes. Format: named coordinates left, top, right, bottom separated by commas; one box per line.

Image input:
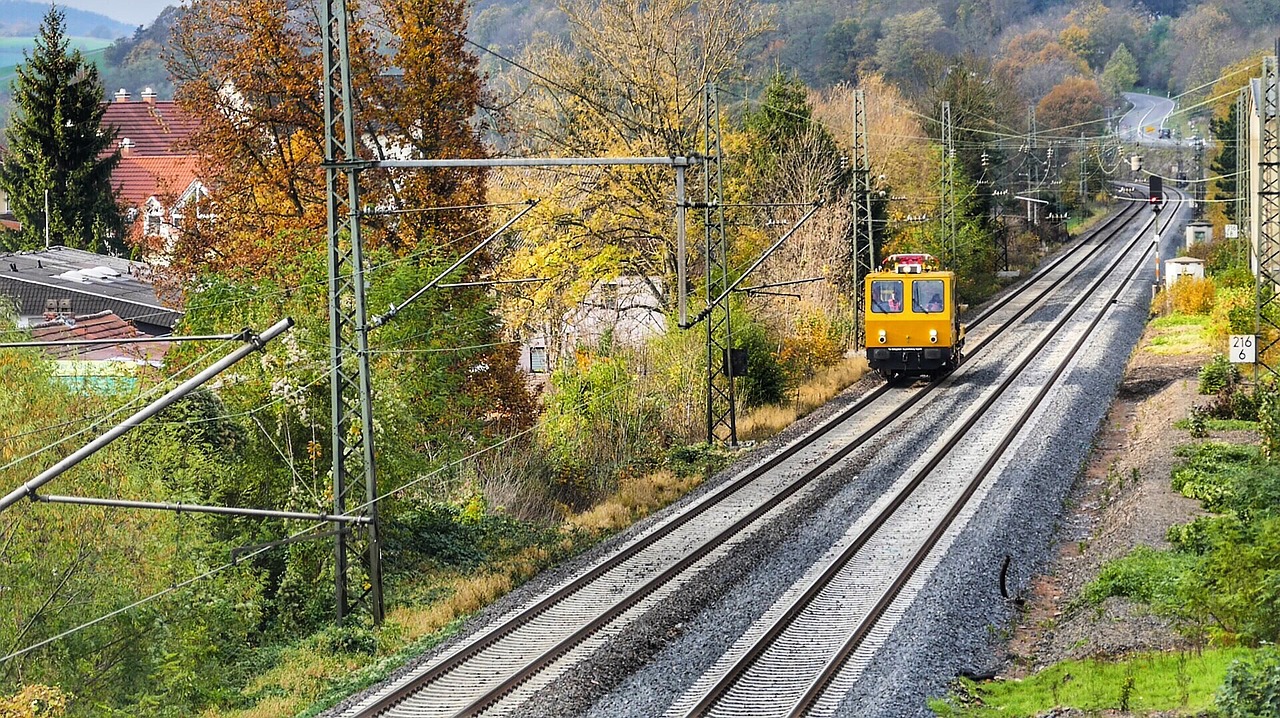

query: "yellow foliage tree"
left=0, top=686, right=68, bottom=718
left=488, top=0, right=771, bottom=365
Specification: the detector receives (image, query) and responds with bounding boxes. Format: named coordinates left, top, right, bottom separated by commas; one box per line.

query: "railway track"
left=333, top=193, right=1160, bottom=718
left=672, top=191, right=1185, bottom=718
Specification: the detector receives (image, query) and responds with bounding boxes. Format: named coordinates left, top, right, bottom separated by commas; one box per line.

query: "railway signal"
left=1148, top=176, right=1163, bottom=211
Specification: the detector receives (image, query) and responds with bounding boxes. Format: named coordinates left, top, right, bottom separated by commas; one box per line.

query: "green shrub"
left=732, top=316, right=788, bottom=409
left=384, top=502, right=486, bottom=569
left=1260, top=382, right=1280, bottom=460
left=1168, top=515, right=1230, bottom=555
left=1081, top=545, right=1194, bottom=609
left=1171, top=442, right=1255, bottom=512
left=1216, top=266, right=1257, bottom=289
left=1180, top=516, right=1280, bottom=643
left=315, top=622, right=379, bottom=655
left=1230, top=386, right=1261, bottom=421
left=666, top=443, right=731, bottom=476
left=1232, top=462, right=1280, bottom=521
left=1218, top=648, right=1280, bottom=718
left=1188, top=405, right=1210, bottom=438
left=1201, top=355, right=1240, bottom=395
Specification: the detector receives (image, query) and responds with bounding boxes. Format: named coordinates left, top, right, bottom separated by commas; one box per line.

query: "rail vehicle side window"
left=912, top=279, right=946, bottom=314
left=871, top=280, right=903, bottom=313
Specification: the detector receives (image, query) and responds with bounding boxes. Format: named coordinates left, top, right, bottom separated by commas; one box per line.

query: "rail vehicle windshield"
left=871, top=280, right=903, bottom=313
left=912, top=279, right=946, bottom=314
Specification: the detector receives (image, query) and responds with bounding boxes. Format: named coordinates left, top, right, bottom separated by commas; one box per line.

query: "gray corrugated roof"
left=0, top=246, right=182, bottom=330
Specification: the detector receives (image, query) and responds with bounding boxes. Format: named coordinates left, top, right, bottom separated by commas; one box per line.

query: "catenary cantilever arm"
left=0, top=317, right=295, bottom=513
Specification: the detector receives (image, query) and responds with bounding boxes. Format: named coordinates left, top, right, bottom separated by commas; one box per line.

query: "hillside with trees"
left=2, top=0, right=1279, bottom=715
left=0, top=1, right=132, bottom=38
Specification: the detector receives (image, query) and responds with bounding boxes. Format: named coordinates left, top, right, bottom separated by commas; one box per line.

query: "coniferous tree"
left=1211, top=102, right=1238, bottom=222
left=0, top=7, right=122, bottom=253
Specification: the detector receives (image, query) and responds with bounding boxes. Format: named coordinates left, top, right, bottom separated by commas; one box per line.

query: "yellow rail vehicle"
left=864, top=253, right=965, bottom=381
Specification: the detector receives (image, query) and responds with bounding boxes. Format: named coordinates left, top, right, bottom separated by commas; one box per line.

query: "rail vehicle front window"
left=871, top=280, right=903, bottom=313
left=913, top=279, right=946, bottom=314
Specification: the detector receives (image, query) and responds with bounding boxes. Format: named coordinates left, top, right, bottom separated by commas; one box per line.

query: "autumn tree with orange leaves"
left=159, top=0, right=537, bottom=631
left=1035, top=76, right=1107, bottom=136
left=167, top=0, right=489, bottom=280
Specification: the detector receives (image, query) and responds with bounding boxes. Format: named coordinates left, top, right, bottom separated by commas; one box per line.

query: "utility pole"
left=704, top=82, right=737, bottom=446
left=1238, top=86, right=1250, bottom=248
left=851, top=88, right=874, bottom=349
left=1027, top=106, right=1037, bottom=226
left=322, top=0, right=383, bottom=624
left=941, top=100, right=956, bottom=265
left=1257, top=47, right=1280, bottom=378
left=1079, top=134, right=1087, bottom=208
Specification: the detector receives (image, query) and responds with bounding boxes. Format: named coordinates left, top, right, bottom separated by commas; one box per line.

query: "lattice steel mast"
left=1259, top=50, right=1280, bottom=377
left=851, top=88, right=874, bottom=348
left=323, top=0, right=384, bottom=623
left=1239, top=86, right=1251, bottom=265
left=941, top=100, right=956, bottom=264
left=703, top=83, right=737, bottom=446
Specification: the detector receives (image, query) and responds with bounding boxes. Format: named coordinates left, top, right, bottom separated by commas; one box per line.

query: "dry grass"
left=212, top=357, right=867, bottom=717
left=567, top=469, right=703, bottom=534
left=737, top=356, right=867, bottom=441
left=215, top=543, right=565, bottom=718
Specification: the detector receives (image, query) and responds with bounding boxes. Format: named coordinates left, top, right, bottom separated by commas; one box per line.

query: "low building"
left=0, top=245, right=181, bottom=334
left=1185, top=220, right=1213, bottom=249
left=1165, top=256, right=1205, bottom=289
left=29, top=310, right=169, bottom=392
left=520, top=276, right=666, bottom=375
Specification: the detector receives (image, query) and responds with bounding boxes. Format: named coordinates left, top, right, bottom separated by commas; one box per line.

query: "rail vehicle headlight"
left=878, top=329, right=886, bottom=344
left=929, top=329, right=938, bottom=344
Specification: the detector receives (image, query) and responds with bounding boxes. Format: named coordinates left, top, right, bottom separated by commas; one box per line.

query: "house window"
left=145, top=212, right=161, bottom=236
left=530, top=346, right=547, bottom=373
left=172, top=211, right=183, bottom=230
left=600, top=283, right=618, bottom=310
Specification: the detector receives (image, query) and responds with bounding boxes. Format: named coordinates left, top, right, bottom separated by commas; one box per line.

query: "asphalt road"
left=1118, top=92, right=1181, bottom=146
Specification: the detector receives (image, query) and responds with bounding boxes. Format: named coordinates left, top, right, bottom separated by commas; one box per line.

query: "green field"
left=0, top=36, right=113, bottom=85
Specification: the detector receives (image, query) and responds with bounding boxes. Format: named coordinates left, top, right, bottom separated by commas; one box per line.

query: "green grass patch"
left=1174, top=417, right=1259, bottom=432
left=1067, top=204, right=1110, bottom=235
left=930, top=648, right=1254, bottom=717
left=1151, top=313, right=1211, bottom=329
left=1079, top=544, right=1198, bottom=608
left=1145, top=314, right=1211, bottom=355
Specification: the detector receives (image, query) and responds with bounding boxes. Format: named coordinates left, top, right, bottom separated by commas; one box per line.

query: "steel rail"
left=678, top=193, right=1176, bottom=717
left=790, top=192, right=1186, bottom=716
left=346, top=198, right=1145, bottom=718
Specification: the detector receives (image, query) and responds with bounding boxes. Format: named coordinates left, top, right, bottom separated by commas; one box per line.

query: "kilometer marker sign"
left=1230, top=335, right=1256, bottom=364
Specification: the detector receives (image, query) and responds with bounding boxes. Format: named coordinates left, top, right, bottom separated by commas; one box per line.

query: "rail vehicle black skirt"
left=866, top=346, right=954, bottom=374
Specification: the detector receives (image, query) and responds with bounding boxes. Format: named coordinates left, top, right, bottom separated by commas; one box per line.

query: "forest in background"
left=2, top=0, right=1278, bottom=715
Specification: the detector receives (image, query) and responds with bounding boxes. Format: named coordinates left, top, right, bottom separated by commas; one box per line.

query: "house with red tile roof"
left=101, top=88, right=207, bottom=255
left=29, top=310, right=168, bottom=391
left=30, top=309, right=169, bottom=363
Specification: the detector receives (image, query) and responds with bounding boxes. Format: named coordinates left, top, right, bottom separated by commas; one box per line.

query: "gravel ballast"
left=325, top=203, right=1187, bottom=718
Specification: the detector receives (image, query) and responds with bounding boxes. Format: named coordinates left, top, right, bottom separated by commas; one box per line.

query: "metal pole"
left=0, top=333, right=244, bottom=349
left=377, top=157, right=691, bottom=168
left=33, top=493, right=371, bottom=523
left=677, top=164, right=687, bottom=327
left=44, top=189, right=50, bottom=250
left=0, top=318, right=294, bottom=513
